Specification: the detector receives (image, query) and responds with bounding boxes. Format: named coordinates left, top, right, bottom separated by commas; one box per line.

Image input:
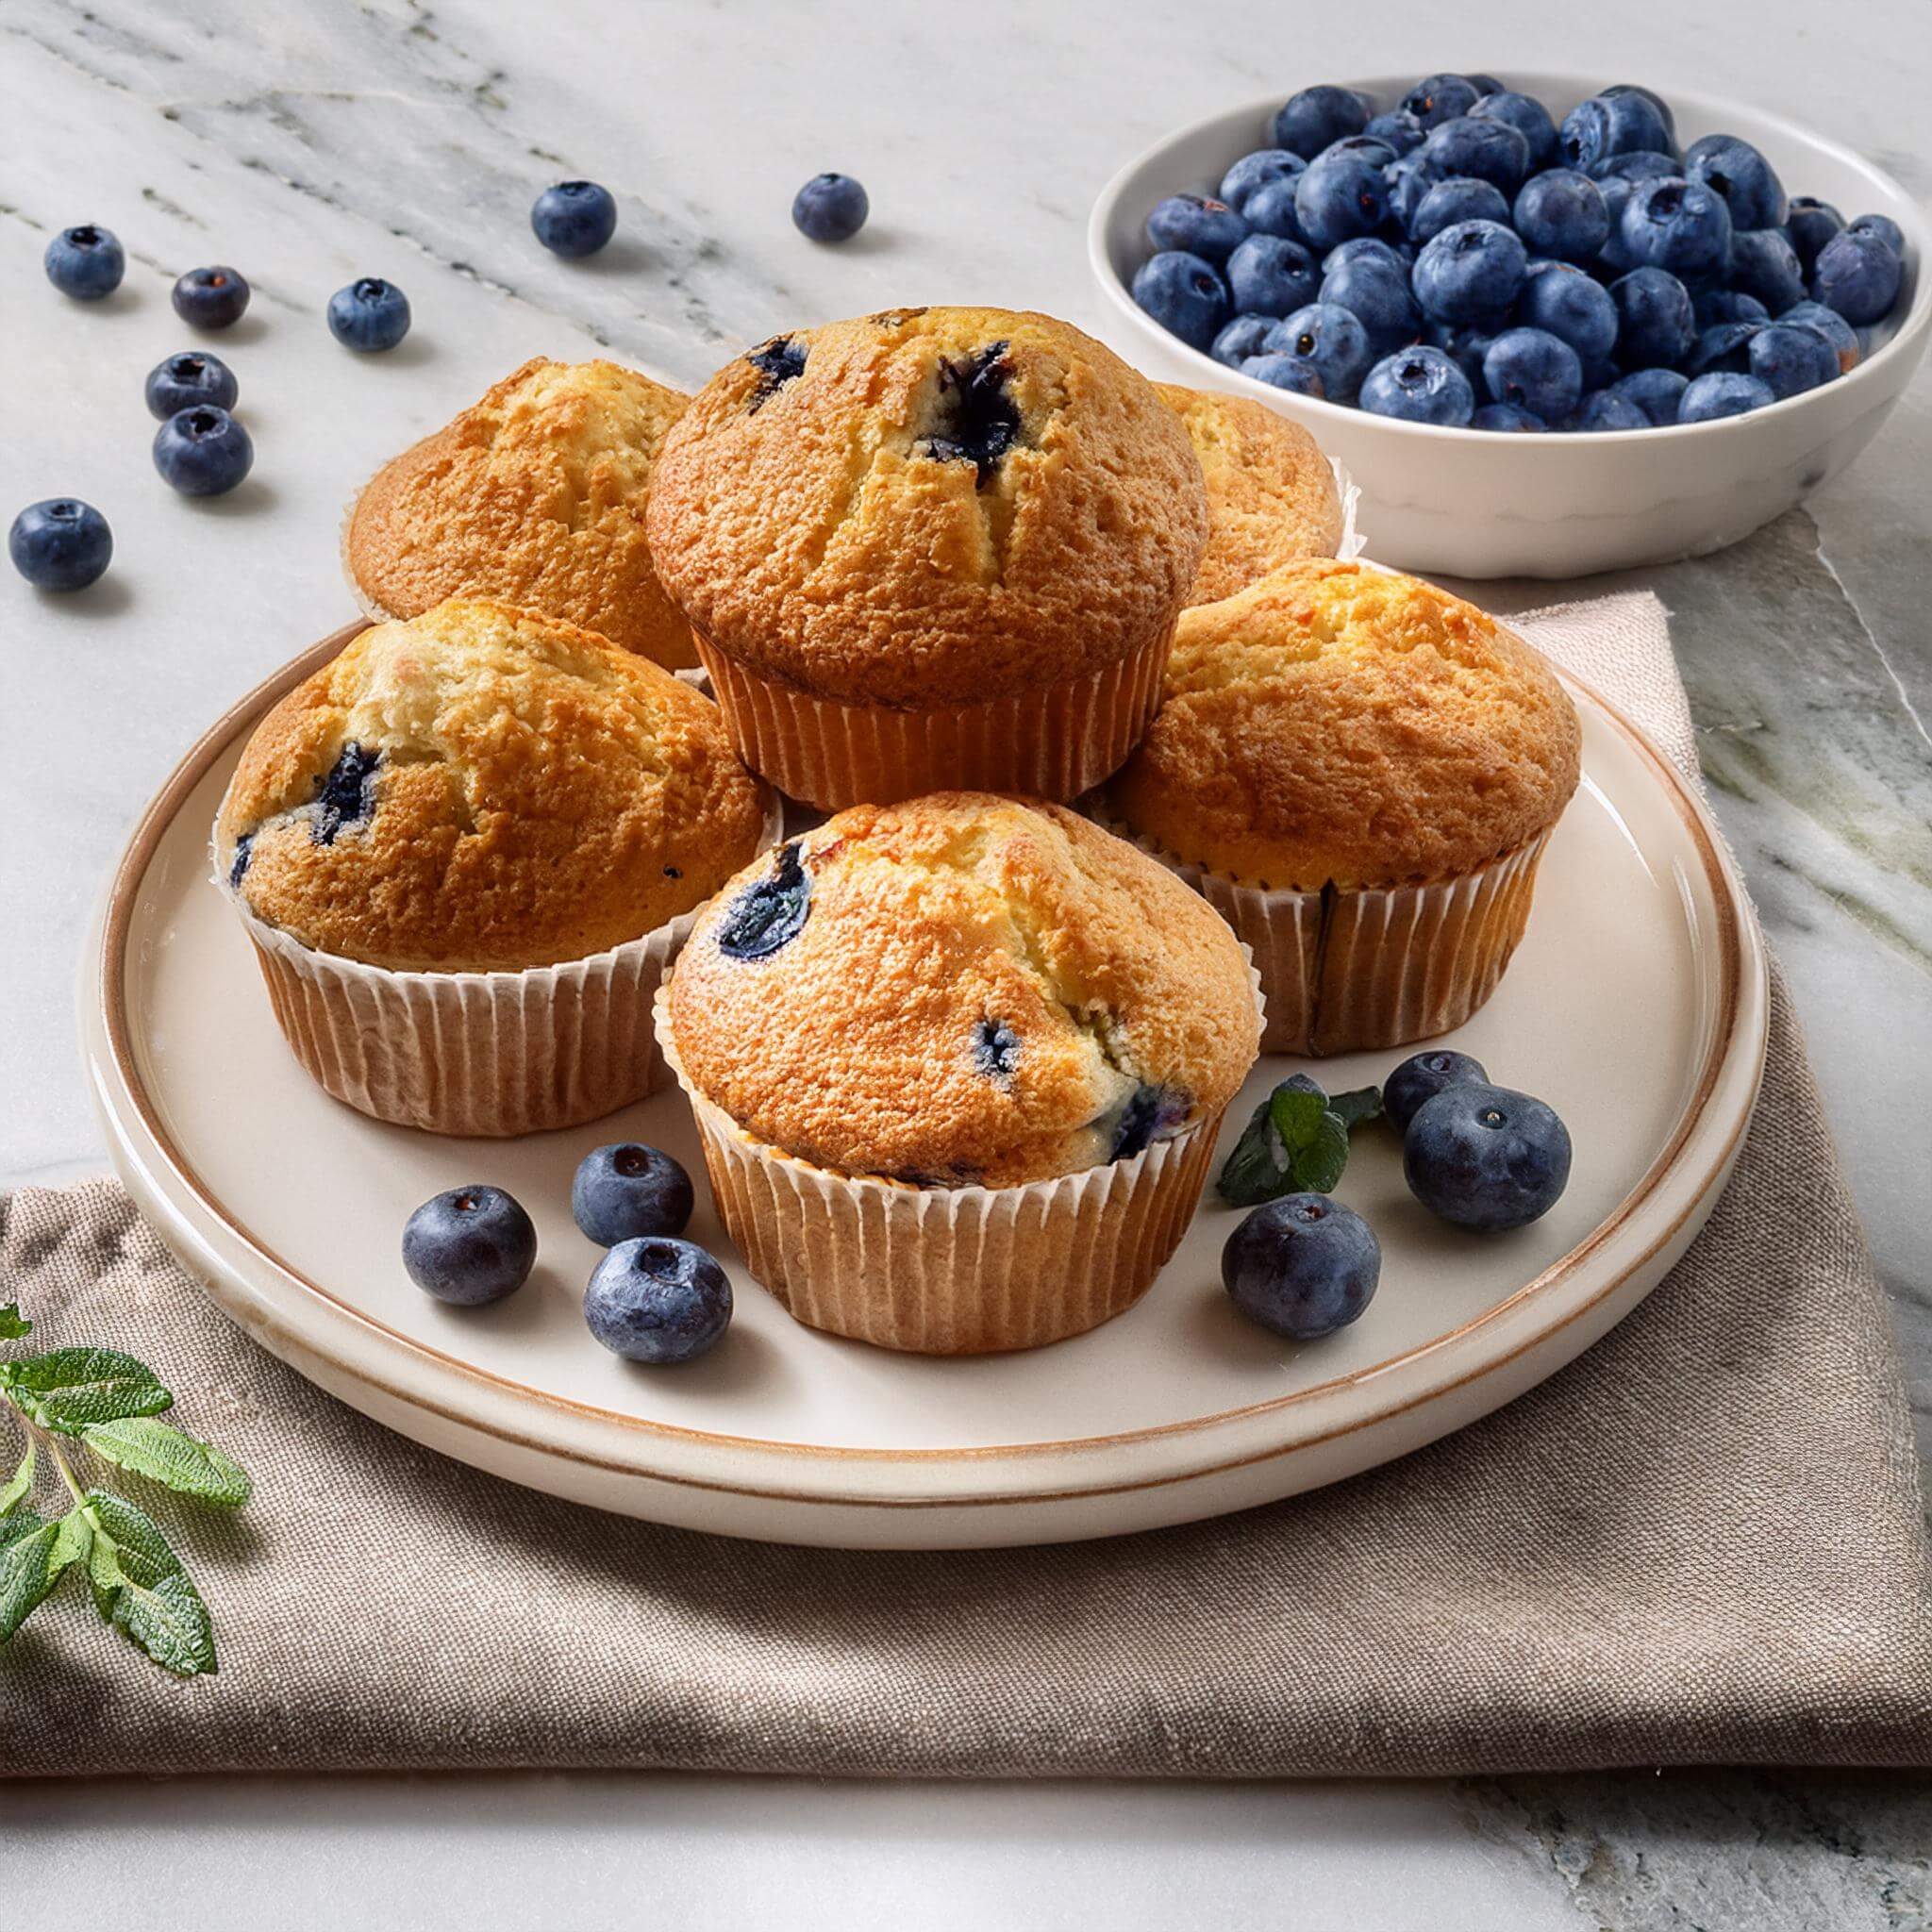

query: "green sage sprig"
left=1217, top=1075, right=1384, bottom=1206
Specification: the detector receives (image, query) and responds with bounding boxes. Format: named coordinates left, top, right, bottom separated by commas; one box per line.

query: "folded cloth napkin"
left=6, top=591, right=1930, bottom=1778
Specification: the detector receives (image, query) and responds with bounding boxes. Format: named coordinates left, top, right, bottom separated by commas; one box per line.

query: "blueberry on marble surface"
left=402, top=1186, right=537, bottom=1306
left=1225, top=234, right=1320, bottom=318
left=585, top=1237, right=731, bottom=1364
left=531, top=179, right=618, bottom=257
left=744, top=334, right=808, bottom=408
left=716, top=842, right=811, bottom=960
left=1404, top=1083, right=1572, bottom=1232
left=920, top=342, right=1021, bottom=481
left=172, top=265, right=250, bottom=329
left=1512, top=169, right=1608, bottom=263
left=791, top=171, right=869, bottom=243
left=1209, top=312, right=1279, bottom=369
left=327, top=277, right=411, bottom=352
left=1264, top=302, right=1373, bottom=401
left=43, top=224, right=124, bottom=300
left=1678, top=370, right=1775, bottom=422
left=9, top=499, right=111, bottom=591
left=1482, top=326, right=1583, bottom=425
left=1683, top=134, right=1786, bottom=231
left=1412, top=219, right=1527, bottom=324
left=1131, top=250, right=1230, bottom=351
left=572, top=1143, right=695, bottom=1248
left=152, top=405, right=253, bottom=496
left=1358, top=344, right=1474, bottom=425
left=1145, top=192, right=1250, bottom=265
left=144, top=350, right=238, bottom=420
left=1812, top=228, right=1903, bottom=325
left=1408, top=176, right=1510, bottom=246
left=1222, top=1193, right=1381, bottom=1341
left=1383, top=1050, right=1490, bottom=1134
left=1273, top=84, right=1368, bottom=160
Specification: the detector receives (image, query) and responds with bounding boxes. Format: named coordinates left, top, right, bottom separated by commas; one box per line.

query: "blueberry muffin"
left=344, top=358, right=697, bottom=669
left=1155, top=384, right=1344, bottom=606
left=218, top=597, right=774, bottom=1136
left=1101, top=559, right=1579, bottom=1055
left=660, top=793, right=1260, bottom=1353
left=643, top=308, right=1210, bottom=808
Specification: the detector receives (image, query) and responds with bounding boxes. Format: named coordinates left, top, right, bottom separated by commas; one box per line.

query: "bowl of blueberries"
left=1091, top=73, right=1927, bottom=577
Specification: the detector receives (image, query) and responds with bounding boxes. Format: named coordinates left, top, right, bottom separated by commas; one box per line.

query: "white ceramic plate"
left=83, top=628, right=1767, bottom=1549
left=1090, top=75, right=1932, bottom=577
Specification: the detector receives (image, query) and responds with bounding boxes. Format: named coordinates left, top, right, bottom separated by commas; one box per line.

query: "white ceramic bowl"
left=1091, top=74, right=1930, bottom=578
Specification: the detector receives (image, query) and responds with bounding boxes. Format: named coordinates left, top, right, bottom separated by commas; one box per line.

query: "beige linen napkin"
left=5, top=591, right=1930, bottom=1777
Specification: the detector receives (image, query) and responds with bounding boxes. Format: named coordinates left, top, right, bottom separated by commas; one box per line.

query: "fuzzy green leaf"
left=0, top=1305, right=29, bottom=1341
left=0, top=1440, right=35, bottom=1517
left=82, top=1418, right=251, bottom=1508
left=1220, top=1075, right=1360, bottom=1205
left=0, top=1511, right=62, bottom=1643
left=1327, top=1086, right=1385, bottom=1132
left=0, top=1347, right=172, bottom=1436
left=83, top=1490, right=217, bottom=1676
left=48, top=1507, right=92, bottom=1584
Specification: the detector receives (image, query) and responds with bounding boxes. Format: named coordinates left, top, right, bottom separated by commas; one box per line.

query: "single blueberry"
left=1780, top=300, right=1860, bottom=375
left=1677, top=371, right=1776, bottom=422
left=43, top=224, right=125, bottom=300
left=1145, top=192, right=1250, bottom=266
left=572, top=1143, right=695, bottom=1248
left=1240, top=175, right=1308, bottom=244
left=1513, top=169, right=1609, bottom=263
left=1383, top=152, right=1441, bottom=235
left=1422, top=116, right=1530, bottom=193
left=1423, top=320, right=1499, bottom=389
left=1241, top=352, right=1324, bottom=396
left=1111, top=1082, right=1189, bottom=1161
left=1222, top=1193, right=1381, bottom=1341
left=1469, top=91, right=1559, bottom=170
left=144, top=350, right=238, bottom=420
left=531, top=179, right=618, bottom=257
left=1313, top=133, right=1401, bottom=172
left=919, top=341, right=1021, bottom=481
left=1559, top=91, right=1676, bottom=173
left=1362, top=109, right=1425, bottom=158
left=791, top=172, right=868, bottom=244
left=1727, top=229, right=1807, bottom=316
left=1226, top=234, right=1320, bottom=318
left=584, top=1237, right=732, bottom=1365
left=172, top=264, right=250, bottom=329
left=1784, top=197, right=1845, bottom=277
left=1683, top=134, right=1786, bottom=231
left=1408, top=175, right=1510, bottom=245
left=1685, top=321, right=1763, bottom=376
left=1846, top=212, right=1905, bottom=258
left=152, top=404, right=254, bottom=496
left=1210, top=312, right=1279, bottom=368
left=1401, top=73, right=1481, bottom=130
left=1609, top=366, right=1690, bottom=425
left=971, top=1017, right=1022, bottom=1081
left=1748, top=320, right=1838, bottom=400
left=1591, top=149, right=1681, bottom=185
left=745, top=334, right=808, bottom=408
left=1608, top=267, right=1694, bottom=367
left=1384, top=1049, right=1490, bottom=1133
left=1293, top=153, right=1389, bottom=253
left=1471, top=401, right=1546, bottom=432
left=1570, top=387, right=1650, bottom=431
left=716, top=842, right=811, bottom=960
left=1619, top=176, right=1733, bottom=282
left=1412, top=218, right=1527, bottom=325
left=1518, top=261, right=1619, bottom=363
left=1273, top=84, right=1369, bottom=160
left=1466, top=74, right=1506, bottom=95
left=1482, top=326, right=1584, bottom=423
left=402, top=1186, right=537, bottom=1306
left=1131, top=250, right=1231, bottom=351
left=1319, top=255, right=1421, bottom=355
left=327, top=276, right=411, bottom=352
left=310, top=741, right=381, bottom=843
left=1602, top=84, right=1677, bottom=146
left=1264, top=301, right=1374, bottom=401
left=8, top=498, right=112, bottom=591
left=1691, top=287, right=1770, bottom=331
left=1358, top=345, right=1475, bottom=425
left=1812, top=229, right=1903, bottom=325
left=1324, top=237, right=1408, bottom=275
left=1404, top=1083, right=1572, bottom=1231
left=1222, top=148, right=1306, bottom=211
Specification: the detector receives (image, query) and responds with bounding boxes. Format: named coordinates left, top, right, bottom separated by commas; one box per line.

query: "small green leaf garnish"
left=1217, top=1074, right=1384, bottom=1205
left=81, top=1417, right=252, bottom=1508
left=82, top=1491, right=217, bottom=1677
left=0, top=1347, right=172, bottom=1436
left=0, top=1441, right=36, bottom=1518
left=0, top=1305, right=30, bottom=1341
left=1327, top=1087, right=1385, bottom=1132
left=0, top=1511, right=63, bottom=1643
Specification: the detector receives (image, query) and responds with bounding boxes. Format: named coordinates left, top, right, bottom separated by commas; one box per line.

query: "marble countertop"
left=5, top=0, right=1930, bottom=1924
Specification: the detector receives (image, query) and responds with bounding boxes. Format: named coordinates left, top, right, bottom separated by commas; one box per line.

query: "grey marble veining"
left=5, top=1, right=1932, bottom=1924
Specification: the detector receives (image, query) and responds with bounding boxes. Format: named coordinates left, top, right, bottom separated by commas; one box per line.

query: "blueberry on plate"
left=153, top=405, right=254, bottom=496
left=1358, top=344, right=1474, bottom=425
left=1482, top=326, right=1584, bottom=425
left=1682, top=134, right=1787, bottom=231
left=1608, top=267, right=1694, bottom=368
left=1512, top=169, right=1609, bottom=263
left=1559, top=90, right=1675, bottom=173
left=145, top=350, right=238, bottom=420
left=1132, top=250, right=1231, bottom=353
left=1569, top=387, right=1649, bottom=431
left=1609, top=366, right=1690, bottom=425
left=1384, top=1049, right=1490, bottom=1132
left=1618, top=177, right=1734, bottom=282
left=1292, top=153, right=1389, bottom=253
left=1222, top=148, right=1305, bottom=211
left=1225, top=234, right=1319, bottom=318
left=1748, top=320, right=1837, bottom=400
left=1265, top=301, right=1374, bottom=402
left=1401, top=73, right=1482, bottom=131
left=1145, top=192, right=1249, bottom=266
left=584, top=1237, right=732, bottom=1364
left=9, top=499, right=112, bottom=591
left=1273, top=84, right=1368, bottom=160
left=1408, top=175, right=1510, bottom=245
left=1422, top=116, right=1531, bottom=194
left=43, top=224, right=125, bottom=300
left=1846, top=212, right=1905, bottom=258
left=1318, top=254, right=1421, bottom=355
left=173, top=265, right=250, bottom=329
left=1517, top=261, right=1618, bottom=364
left=1812, top=229, right=1903, bottom=325
left=1404, top=1083, right=1572, bottom=1232
left=1471, top=401, right=1546, bottom=431
left=1241, top=352, right=1324, bottom=395
left=1784, top=196, right=1844, bottom=277
left=327, top=276, right=411, bottom=351
left=1239, top=175, right=1308, bottom=244
left=572, top=1142, right=695, bottom=1247
left=1223, top=1193, right=1381, bottom=1341
left=402, top=1186, right=537, bottom=1306
left=1727, top=229, right=1807, bottom=316
left=532, top=178, right=620, bottom=256
left=1469, top=91, right=1559, bottom=170
left=1412, top=219, right=1528, bottom=325
left=1210, top=312, right=1279, bottom=369
left=1780, top=300, right=1860, bottom=375
left=1678, top=371, right=1776, bottom=422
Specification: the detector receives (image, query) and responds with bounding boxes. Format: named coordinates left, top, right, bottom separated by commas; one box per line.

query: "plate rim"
left=84, top=624, right=1769, bottom=1510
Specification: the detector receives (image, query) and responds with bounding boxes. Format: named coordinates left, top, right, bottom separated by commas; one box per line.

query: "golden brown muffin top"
left=218, top=599, right=773, bottom=972
left=644, top=308, right=1210, bottom=708
left=1155, top=384, right=1344, bottom=606
left=1104, top=560, right=1581, bottom=891
left=345, top=358, right=698, bottom=670
left=667, top=793, right=1257, bottom=1188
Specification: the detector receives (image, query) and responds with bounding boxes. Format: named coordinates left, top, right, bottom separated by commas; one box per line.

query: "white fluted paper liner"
left=1329, top=458, right=1366, bottom=563
left=212, top=791, right=784, bottom=1140
left=1089, top=808, right=1551, bottom=1058
left=652, top=958, right=1264, bottom=1356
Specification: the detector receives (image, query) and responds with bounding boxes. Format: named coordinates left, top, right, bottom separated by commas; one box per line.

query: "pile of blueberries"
left=1131, top=75, right=1908, bottom=430
left=403, top=1142, right=735, bottom=1366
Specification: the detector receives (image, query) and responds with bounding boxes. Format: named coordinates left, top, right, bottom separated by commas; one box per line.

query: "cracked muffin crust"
left=1104, top=559, right=1580, bottom=891
left=666, top=793, right=1258, bottom=1188
left=643, top=308, right=1209, bottom=708
left=217, top=598, right=771, bottom=971
left=1154, top=384, right=1344, bottom=606
left=344, top=358, right=698, bottom=669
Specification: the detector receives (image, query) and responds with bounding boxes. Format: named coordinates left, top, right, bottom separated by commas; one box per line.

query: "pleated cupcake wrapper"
left=1329, top=458, right=1366, bottom=564
left=1091, top=810, right=1551, bottom=1058
left=653, top=959, right=1263, bottom=1356
left=212, top=792, right=784, bottom=1140
left=689, top=623, right=1174, bottom=812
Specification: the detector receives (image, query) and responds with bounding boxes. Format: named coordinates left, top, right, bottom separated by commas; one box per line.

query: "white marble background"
left=4, top=0, right=1931, bottom=1924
